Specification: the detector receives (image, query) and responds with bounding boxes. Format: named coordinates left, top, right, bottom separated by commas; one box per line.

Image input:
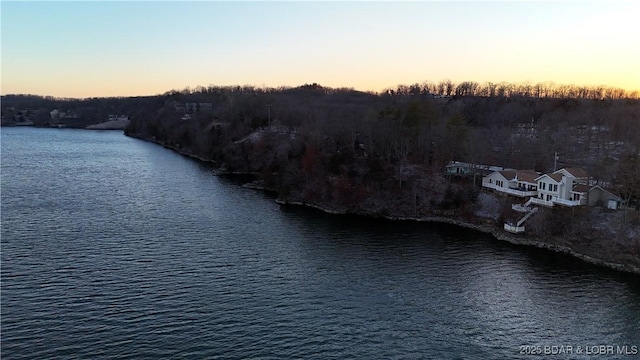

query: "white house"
left=482, top=167, right=595, bottom=208
left=533, top=172, right=564, bottom=206
left=480, top=166, right=618, bottom=234
left=483, top=170, right=514, bottom=190
left=482, top=170, right=539, bottom=197
left=530, top=168, right=588, bottom=207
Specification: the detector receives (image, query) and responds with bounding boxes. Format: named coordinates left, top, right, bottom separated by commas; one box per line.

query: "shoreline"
left=126, top=132, right=640, bottom=276
left=275, top=198, right=640, bottom=275
left=126, top=134, right=220, bottom=165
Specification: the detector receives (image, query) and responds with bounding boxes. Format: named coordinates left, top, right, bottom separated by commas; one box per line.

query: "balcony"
left=529, top=196, right=587, bottom=207
left=502, top=187, right=538, bottom=197
left=482, top=183, right=537, bottom=197
left=552, top=197, right=586, bottom=207
left=530, top=197, right=554, bottom=207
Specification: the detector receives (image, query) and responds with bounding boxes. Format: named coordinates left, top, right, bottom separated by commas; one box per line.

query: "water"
left=2, top=127, right=639, bottom=359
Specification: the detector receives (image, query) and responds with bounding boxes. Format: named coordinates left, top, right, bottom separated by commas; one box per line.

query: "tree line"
left=2, top=81, right=639, bottom=210
left=385, top=80, right=638, bottom=100
left=115, top=82, right=640, bottom=212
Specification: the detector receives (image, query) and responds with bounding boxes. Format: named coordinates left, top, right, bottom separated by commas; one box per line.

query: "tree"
left=444, top=112, right=469, bottom=163
left=614, top=153, right=640, bottom=227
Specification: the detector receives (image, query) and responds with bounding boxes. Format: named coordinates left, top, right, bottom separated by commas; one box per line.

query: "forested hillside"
left=3, top=81, right=640, bottom=271
left=119, top=83, right=639, bottom=200
left=3, top=81, right=639, bottom=208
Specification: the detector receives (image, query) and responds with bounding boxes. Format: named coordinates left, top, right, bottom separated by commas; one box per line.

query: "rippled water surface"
left=2, top=128, right=639, bottom=359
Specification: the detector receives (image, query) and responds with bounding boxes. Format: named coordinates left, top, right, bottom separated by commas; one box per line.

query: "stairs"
left=512, top=198, right=534, bottom=212
left=517, top=207, right=538, bottom=227
left=505, top=199, right=538, bottom=233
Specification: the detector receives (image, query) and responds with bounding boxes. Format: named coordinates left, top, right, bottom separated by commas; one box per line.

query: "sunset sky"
left=2, top=1, right=639, bottom=98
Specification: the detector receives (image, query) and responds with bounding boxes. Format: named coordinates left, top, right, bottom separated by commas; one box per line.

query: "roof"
left=554, top=167, right=589, bottom=179
left=589, top=185, right=623, bottom=201
left=535, top=172, right=564, bottom=183
left=549, top=173, right=564, bottom=182
left=498, top=170, right=517, bottom=180
left=446, top=161, right=470, bottom=168
left=516, top=170, right=539, bottom=183
left=446, top=161, right=514, bottom=172
left=572, top=184, right=590, bottom=193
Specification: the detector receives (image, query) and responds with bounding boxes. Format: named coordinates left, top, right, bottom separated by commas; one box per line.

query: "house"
left=108, top=114, right=129, bottom=122
left=50, top=109, right=63, bottom=119
left=446, top=161, right=513, bottom=177
left=482, top=170, right=539, bottom=197
left=482, top=170, right=514, bottom=190
left=446, top=161, right=471, bottom=175
left=480, top=165, right=621, bottom=234
left=483, top=167, right=592, bottom=207
left=50, top=109, right=78, bottom=120
left=530, top=168, right=588, bottom=207
left=532, top=172, right=565, bottom=206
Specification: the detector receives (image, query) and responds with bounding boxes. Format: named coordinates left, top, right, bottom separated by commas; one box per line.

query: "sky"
left=2, top=1, right=639, bottom=98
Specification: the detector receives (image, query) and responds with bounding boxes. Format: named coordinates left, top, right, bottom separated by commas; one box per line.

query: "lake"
left=1, top=127, right=638, bottom=359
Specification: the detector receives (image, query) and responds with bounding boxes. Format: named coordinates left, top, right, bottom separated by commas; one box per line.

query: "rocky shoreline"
left=274, top=198, right=640, bottom=276
left=127, top=132, right=640, bottom=276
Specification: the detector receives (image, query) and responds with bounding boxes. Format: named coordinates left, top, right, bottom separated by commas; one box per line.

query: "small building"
left=446, top=161, right=512, bottom=177
left=588, top=185, right=623, bottom=209
left=108, top=114, right=129, bottom=121
left=446, top=161, right=473, bottom=175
